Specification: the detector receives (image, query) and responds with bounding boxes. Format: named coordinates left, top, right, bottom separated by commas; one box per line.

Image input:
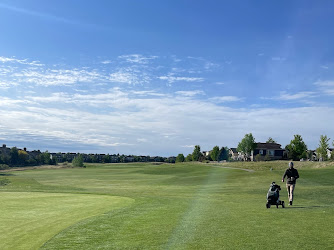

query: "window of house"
left=268, top=150, right=275, bottom=156
left=259, top=149, right=264, bottom=155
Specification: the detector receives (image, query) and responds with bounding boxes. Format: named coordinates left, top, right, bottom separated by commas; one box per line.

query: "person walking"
left=282, top=162, right=299, bottom=206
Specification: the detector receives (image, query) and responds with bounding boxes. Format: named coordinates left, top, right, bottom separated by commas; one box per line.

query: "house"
left=50, top=153, right=63, bottom=162
left=0, top=144, right=10, bottom=157
left=202, top=151, right=211, bottom=157
left=307, top=150, right=318, bottom=161
left=327, top=148, right=333, bottom=160
left=229, top=148, right=245, bottom=161
left=251, top=143, right=285, bottom=161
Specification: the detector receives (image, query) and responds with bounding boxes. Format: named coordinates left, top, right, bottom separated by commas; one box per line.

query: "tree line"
left=176, top=133, right=334, bottom=163
left=0, top=147, right=57, bottom=170
left=236, top=133, right=334, bottom=161
left=175, top=145, right=229, bottom=163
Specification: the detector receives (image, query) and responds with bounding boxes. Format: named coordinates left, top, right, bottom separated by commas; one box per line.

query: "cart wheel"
left=282, top=201, right=285, bottom=208
left=276, top=204, right=279, bottom=208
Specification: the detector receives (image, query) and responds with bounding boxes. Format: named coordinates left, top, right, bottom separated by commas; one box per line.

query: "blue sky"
left=1, top=0, right=334, bottom=156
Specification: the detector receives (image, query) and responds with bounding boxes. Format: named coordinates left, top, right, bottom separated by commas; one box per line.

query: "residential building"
left=251, top=143, right=285, bottom=161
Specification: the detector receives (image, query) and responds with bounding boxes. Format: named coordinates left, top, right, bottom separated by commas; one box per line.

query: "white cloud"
left=271, top=57, right=286, bottom=61
left=315, top=80, right=334, bottom=96
left=109, top=68, right=150, bottom=85
left=1, top=89, right=334, bottom=155
left=130, top=90, right=166, bottom=97
left=118, top=54, right=158, bottom=64
left=265, top=91, right=317, bottom=101
left=158, top=75, right=204, bottom=83
left=215, top=82, right=225, bottom=85
left=175, top=90, right=205, bottom=97
left=314, top=80, right=334, bottom=87
left=209, top=96, right=242, bottom=103
left=0, top=81, right=18, bottom=89
left=0, top=56, right=43, bottom=66
left=101, top=60, right=112, bottom=64
left=10, top=68, right=106, bottom=86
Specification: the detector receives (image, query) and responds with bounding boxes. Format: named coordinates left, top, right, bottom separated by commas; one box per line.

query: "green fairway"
left=1, top=162, right=334, bottom=249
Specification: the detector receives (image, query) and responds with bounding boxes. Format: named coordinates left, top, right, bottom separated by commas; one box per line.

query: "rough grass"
left=0, top=161, right=333, bottom=249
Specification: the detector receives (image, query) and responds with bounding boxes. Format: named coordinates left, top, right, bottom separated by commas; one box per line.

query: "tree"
left=103, top=154, right=111, bottom=163
left=316, top=135, right=330, bottom=161
left=192, top=145, right=203, bottom=161
left=285, top=134, right=308, bottom=161
left=237, top=133, right=257, bottom=160
left=218, top=147, right=229, bottom=161
left=40, top=151, right=51, bottom=165
left=210, top=146, right=220, bottom=161
left=266, top=137, right=277, bottom=144
left=176, top=154, right=185, bottom=163
left=18, top=150, right=29, bottom=165
left=185, top=154, right=193, bottom=162
left=72, top=154, right=84, bottom=167
left=10, top=147, right=19, bottom=166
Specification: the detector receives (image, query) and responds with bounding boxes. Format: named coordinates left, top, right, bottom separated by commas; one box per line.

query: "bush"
left=264, top=155, right=271, bottom=161
left=72, top=155, right=84, bottom=168
left=0, top=178, right=11, bottom=186
left=0, top=164, right=9, bottom=170
left=255, top=154, right=263, bottom=162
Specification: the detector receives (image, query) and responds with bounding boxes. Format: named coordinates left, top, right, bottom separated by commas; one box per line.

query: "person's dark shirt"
left=283, top=167, right=299, bottom=184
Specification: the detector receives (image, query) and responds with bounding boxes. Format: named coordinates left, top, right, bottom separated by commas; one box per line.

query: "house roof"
left=230, top=148, right=237, bottom=153
left=255, top=143, right=283, bottom=150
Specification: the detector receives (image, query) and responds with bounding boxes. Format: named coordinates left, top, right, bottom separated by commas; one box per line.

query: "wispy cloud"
left=175, top=90, right=205, bottom=97
left=215, top=82, right=225, bottom=85
left=109, top=68, right=150, bottom=85
left=158, top=75, right=204, bottom=83
left=314, top=80, right=334, bottom=87
left=187, top=56, right=219, bottom=70
left=0, top=81, right=18, bottom=89
left=315, top=80, right=334, bottom=95
left=2, top=87, right=334, bottom=155
left=271, top=57, right=286, bottom=61
left=209, top=96, right=242, bottom=103
left=1, top=55, right=219, bottom=88
left=101, top=60, right=112, bottom=64
left=0, top=3, right=105, bottom=30
left=264, top=91, right=317, bottom=101
left=12, top=68, right=105, bottom=86
left=118, top=54, right=158, bottom=64
left=0, top=56, right=43, bottom=66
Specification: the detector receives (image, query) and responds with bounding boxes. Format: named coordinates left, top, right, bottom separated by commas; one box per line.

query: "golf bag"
left=266, top=182, right=285, bottom=208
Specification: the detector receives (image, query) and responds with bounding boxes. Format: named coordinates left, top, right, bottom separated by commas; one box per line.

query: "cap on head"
left=289, top=162, right=294, bottom=168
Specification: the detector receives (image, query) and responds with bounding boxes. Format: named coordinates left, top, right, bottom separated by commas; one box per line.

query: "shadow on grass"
left=0, top=173, right=15, bottom=176
left=287, top=205, right=326, bottom=209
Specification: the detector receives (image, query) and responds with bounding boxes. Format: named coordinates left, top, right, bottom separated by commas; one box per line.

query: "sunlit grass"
left=1, top=161, right=333, bottom=249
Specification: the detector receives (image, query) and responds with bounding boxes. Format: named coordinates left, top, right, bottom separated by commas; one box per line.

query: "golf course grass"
left=0, top=161, right=333, bottom=249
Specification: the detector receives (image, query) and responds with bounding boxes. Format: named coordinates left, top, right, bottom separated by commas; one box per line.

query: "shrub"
left=0, top=178, right=10, bottom=186
left=264, top=155, right=271, bottom=161
left=0, top=164, right=9, bottom=170
left=72, top=155, right=84, bottom=168
left=255, top=154, right=263, bottom=162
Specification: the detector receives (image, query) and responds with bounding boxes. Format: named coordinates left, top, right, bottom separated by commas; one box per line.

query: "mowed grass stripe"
left=0, top=192, right=133, bottom=250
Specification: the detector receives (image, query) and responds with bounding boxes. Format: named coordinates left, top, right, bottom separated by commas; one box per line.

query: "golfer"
left=282, top=162, right=299, bottom=206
